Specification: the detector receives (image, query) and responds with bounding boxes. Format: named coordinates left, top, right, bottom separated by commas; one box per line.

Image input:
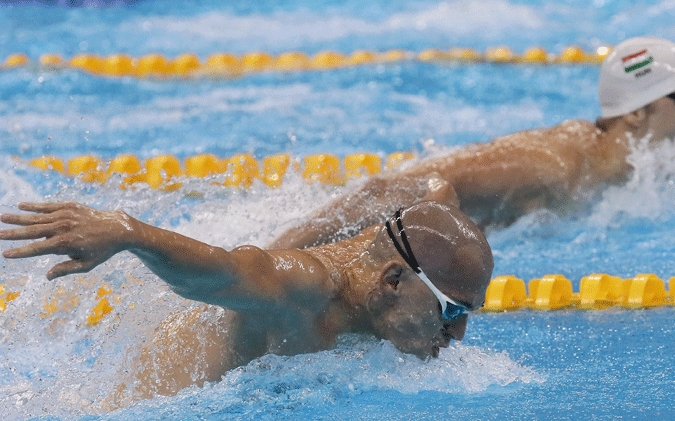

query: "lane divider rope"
left=0, top=273, right=672, bottom=326
left=1, top=45, right=612, bottom=79
left=25, top=152, right=414, bottom=189
left=483, top=274, right=675, bottom=311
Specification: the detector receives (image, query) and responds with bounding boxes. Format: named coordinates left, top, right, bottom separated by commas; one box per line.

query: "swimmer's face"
left=367, top=265, right=476, bottom=359
left=643, top=95, right=675, bottom=142
left=365, top=201, right=492, bottom=359
left=366, top=242, right=488, bottom=359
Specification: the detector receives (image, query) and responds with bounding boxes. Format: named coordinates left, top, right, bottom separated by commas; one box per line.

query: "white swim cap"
left=599, top=36, right=675, bottom=118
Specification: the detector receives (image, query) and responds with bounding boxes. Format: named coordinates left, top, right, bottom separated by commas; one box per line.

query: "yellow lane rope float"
left=25, top=152, right=413, bottom=189
left=484, top=274, right=675, bottom=311
left=1, top=45, right=612, bottom=79
left=1, top=273, right=674, bottom=327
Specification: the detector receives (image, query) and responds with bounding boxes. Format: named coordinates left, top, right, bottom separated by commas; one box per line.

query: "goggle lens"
left=441, top=301, right=468, bottom=320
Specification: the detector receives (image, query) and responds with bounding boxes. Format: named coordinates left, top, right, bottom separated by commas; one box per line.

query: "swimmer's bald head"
left=367, top=201, right=493, bottom=309
left=363, top=201, right=492, bottom=357
left=384, top=201, right=493, bottom=308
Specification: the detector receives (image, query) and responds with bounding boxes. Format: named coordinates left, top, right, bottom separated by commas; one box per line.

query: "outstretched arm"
left=269, top=121, right=592, bottom=249
left=0, top=202, right=335, bottom=309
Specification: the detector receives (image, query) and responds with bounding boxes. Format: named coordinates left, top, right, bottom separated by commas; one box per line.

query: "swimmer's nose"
left=443, top=313, right=468, bottom=342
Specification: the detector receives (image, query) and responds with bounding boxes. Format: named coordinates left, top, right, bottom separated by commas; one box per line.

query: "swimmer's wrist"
left=119, top=212, right=189, bottom=258
left=113, top=210, right=150, bottom=251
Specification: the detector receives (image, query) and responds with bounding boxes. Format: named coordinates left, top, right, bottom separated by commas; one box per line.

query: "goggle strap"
left=385, top=213, right=418, bottom=274
left=417, top=270, right=449, bottom=314
left=393, top=210, right=421, bottom=273
left=385, top=208, right=469, bottom=320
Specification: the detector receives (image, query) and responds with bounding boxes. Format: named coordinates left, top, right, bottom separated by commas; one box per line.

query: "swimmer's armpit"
left=0, top=201, right=334, bottom=309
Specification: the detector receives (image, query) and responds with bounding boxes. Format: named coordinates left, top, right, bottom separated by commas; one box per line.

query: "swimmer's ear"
left=381, top=261, right=404, bottom=292
left=622, top=107, right=649, bottom=129
left=367, top=261, right=404, bottom=315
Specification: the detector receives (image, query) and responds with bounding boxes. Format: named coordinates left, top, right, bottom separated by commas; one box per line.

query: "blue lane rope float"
left=1, top=45, right=612, bottom=79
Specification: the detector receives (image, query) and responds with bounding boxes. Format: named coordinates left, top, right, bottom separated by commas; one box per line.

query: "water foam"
left=0, top=166, right=543, bottom=419
left=0, top=159, right=41, bottom=210
left=107, top=339, right=542, bottom=420
left=125, top=1, right=543, bottom=53
left=589, top=135, right=675, bottom=227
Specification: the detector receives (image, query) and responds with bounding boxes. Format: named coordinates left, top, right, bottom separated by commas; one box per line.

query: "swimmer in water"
left=269, top=36, right=675, bottom=249
left=0, top=200, right=492, bottom=404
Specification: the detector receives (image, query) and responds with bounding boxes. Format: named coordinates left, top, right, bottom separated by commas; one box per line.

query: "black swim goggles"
left=385, top=209, right=470, bottom=321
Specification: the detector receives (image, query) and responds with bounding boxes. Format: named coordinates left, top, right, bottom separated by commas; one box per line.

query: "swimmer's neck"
left=579, top=120, right=634, bottom=187
left=306, top=224, right=382, bottom=336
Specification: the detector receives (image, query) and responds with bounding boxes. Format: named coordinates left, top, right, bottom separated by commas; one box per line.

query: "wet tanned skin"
left=0, top=200, right=492, bottom=405
left=267, top=117, right=646, bottom=249
left=270, top=95, right=675, bottom=251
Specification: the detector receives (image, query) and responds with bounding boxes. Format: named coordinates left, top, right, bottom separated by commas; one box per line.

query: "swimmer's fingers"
left=46, top=259, right=97, bottom=280
left=0, top=221, right=66, bottom=240
left=1, top=211, right=63, bottom=227
left=2, top=236, right=71, bottom=259
left=1, top=202, right=81, bottom=227
left=17, top=201, right=79, bottom=214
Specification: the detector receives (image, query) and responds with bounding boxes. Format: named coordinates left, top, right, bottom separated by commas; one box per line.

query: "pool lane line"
left=483, top=274, right=675, bottom=312
left=24, top=152, right=412, bottom=189
left=1, top=273, right=674, bottom=327
left=1, top=45, right=610, bottom=79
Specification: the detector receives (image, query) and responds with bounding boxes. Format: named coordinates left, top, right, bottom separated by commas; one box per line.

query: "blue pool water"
left=1, top=1, right=675, bottom=419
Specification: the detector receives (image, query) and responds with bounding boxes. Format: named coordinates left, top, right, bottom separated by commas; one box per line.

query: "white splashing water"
left=106, top=340, right=543, bottom=420
left=0, top=160, right=541, bottom=419
left=589, top=135, right=675, bottom=227
left=126, top=0, right=543, bottom=52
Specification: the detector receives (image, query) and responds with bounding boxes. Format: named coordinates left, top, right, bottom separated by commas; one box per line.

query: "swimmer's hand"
left=0, top=202, right=137, bottom=280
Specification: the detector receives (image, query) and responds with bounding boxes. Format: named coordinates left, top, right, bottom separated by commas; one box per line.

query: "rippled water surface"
left=2, top=1, right=675, bottom=420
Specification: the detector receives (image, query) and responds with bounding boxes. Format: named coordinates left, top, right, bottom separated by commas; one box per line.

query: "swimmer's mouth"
left=431, top=335, right=454, bottom=358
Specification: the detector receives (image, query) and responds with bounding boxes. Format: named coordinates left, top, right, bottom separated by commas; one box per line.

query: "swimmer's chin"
left=416, top=341, right=455, bottom=360
left=404, top=345, right=440, bottom=360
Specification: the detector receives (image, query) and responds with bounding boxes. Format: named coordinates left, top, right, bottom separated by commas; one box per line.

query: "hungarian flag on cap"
left=622, top=49, right=654, bottom=73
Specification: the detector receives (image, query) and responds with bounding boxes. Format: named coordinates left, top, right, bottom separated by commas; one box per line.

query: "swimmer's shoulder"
left=303, top=225, right=379, bottom=291
left=547, top=119, right=600, bottom=144
left=495, top=119, right=600, bottom=155
left=301, top=246, right=345, bottom=297
left=398, top=120, right=599, bottom=181
left=475, top=119, right=597, bottom=150
left=554, top=119, right=599, bottom=134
